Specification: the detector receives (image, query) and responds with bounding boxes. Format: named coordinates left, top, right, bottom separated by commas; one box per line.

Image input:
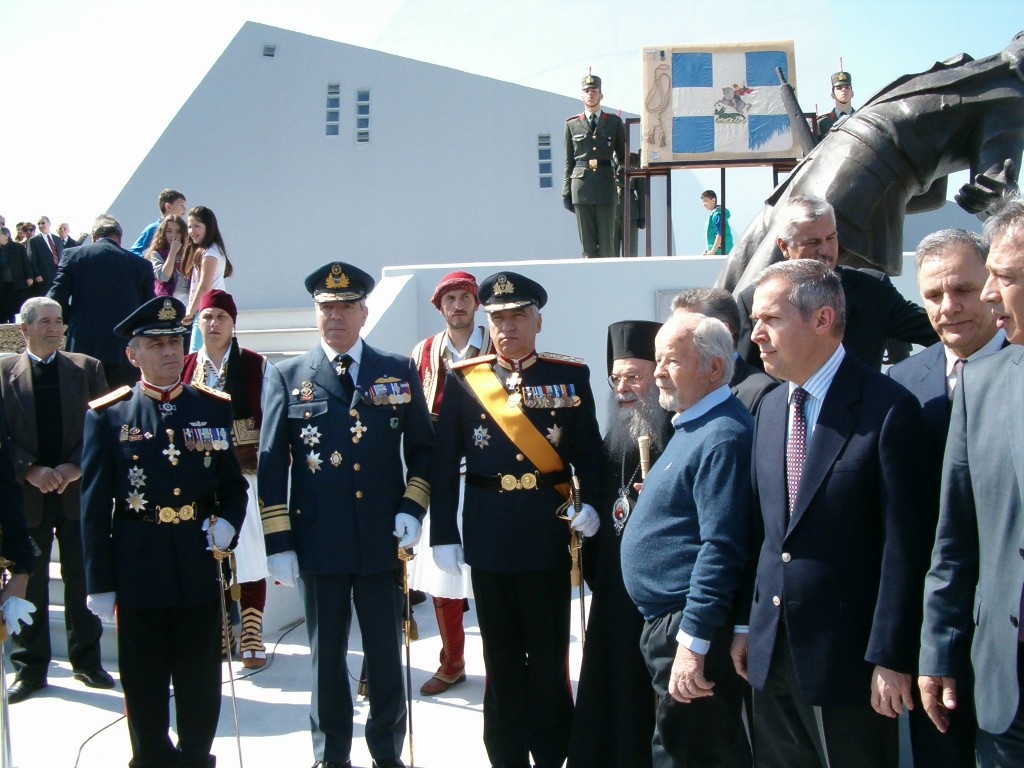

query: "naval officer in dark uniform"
left=257, top=262, right=433, bottom=768
left=431, top=271, right=603, bottom=768
left=81, top=296, right=248, bottom=768
left=563, top=74, right=626, bottom=258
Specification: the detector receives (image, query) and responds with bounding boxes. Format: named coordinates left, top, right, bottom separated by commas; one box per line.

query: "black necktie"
left=335, top=354, right=355, bottom=399
left=589, top=113, right=597, bottom=132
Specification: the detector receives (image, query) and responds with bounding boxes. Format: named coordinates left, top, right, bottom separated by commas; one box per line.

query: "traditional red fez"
left=198, top=289, right=238, bottom=321
left=431, top=271, right=480, bottom=309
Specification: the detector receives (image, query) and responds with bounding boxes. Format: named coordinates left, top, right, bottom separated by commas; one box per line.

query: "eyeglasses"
left=607, top=374, right=645, bottom=388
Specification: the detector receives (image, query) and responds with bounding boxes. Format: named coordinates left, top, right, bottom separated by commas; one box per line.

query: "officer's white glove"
left=394, top=513, right=422, bottom=548
left=86, top=592, right=116, bottom=623
left=202, top=517, right=236, bottom=551
left=0, top=596, right=35, bottom=636
left=268, top=551, right=299, bottom=587
left=569, top=503, right=600, bottom=538
left=433, top=544, right=465, bottom=576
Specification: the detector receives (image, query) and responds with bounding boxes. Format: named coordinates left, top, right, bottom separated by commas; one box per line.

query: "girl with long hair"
left=182, top=205, right=233, bottom=352
left=145, top=215, right=190, bottom=305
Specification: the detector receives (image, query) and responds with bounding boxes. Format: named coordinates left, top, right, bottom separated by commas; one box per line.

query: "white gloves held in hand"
left=433, top=544, right=465, bottom=576
left=202, top=517, right=236, bottom=551
left=1, top=596, right=35, bottom=636
left=569, top=503, right=600, bottom=538
left=268, top=551, right=300, bottom=587
left=86, top=592, right=116, bottom=623
left=393, top=513, right=422, bottom=548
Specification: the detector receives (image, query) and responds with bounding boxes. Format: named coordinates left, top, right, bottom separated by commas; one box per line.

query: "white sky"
left=1, top=0, right=1021, bottom=238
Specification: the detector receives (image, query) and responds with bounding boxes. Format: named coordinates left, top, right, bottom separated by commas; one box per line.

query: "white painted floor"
left=3, top=594, right=591, bottom=768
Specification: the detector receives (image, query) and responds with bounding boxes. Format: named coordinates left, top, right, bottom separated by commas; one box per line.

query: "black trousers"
left=300, top=570, right=405, bottom=765
left=752, top=623, right=898, bottom=768
left=117, top=599, right=221, bottom=768
left=908, top=667, right=976, bottom=767
left=472, top=567, right=573, bottom=768
left=11, top=498, right=103, bottom=683
left=640, top=612, right=752, bottom=768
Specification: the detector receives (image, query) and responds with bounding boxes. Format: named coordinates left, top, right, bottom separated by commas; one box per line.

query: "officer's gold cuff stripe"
left=404, top=477, right=430, bottom=510
left=261, top=506, right=291, bottom=535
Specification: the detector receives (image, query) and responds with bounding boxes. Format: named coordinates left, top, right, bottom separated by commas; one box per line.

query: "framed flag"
left=640, top=40, right=799, bottom=167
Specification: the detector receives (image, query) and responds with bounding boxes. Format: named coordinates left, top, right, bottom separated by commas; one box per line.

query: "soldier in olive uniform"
left=258, top=262, right=433, bottom=768
left=81, top=296, right=248, bottom=768
left=431, top=272, right=603, bottom=768
left=816, top=70, right=855, bottom=138
left=563, top=74, right=626, bottom=258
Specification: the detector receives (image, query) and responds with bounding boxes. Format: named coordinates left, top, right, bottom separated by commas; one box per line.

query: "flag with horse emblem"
left=641, top=40, right=799, bottom=166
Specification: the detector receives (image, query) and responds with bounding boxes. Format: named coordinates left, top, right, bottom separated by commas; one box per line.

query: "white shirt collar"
left=445, top=326, right=484, bottom=362
left=322, top=336, right=363, bottom=365
left=787, top=343, right=845, bottom=402
left=26, top=350, right=57, bottom=364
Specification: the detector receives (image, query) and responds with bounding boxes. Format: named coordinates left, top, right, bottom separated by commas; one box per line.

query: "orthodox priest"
left=567, top=320, right=673, bottom=768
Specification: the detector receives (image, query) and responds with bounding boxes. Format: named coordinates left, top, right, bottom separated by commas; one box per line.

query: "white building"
left=110, top=21, right=660, bottom=310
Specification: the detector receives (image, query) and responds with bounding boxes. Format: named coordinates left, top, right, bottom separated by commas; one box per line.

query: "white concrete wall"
left=108, top=22, right=665, bottom=311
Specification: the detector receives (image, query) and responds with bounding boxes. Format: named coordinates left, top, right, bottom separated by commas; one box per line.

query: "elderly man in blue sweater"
left=621, top=309, right=754, bottom=768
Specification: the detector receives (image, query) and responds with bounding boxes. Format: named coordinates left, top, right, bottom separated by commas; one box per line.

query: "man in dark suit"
left=733, top=259, right=934, bottom=767
left=258, top=262, right=433, bottom=768
left=888, top=229, right=1001, bottom=765
left=48, top=214, right=155, bottom=389
left=431, top=272, right=602, bottom=768
left=81, top=296, right=248, bottom=768
left=562, top=73, right=626, bottom=258
left=671, top=287, right=778, bottom=414
left=56, top=223, right=78, bottom=249
left=919, top=199, right=1024, bottom=766
left=26, top=215, right=63, bottom=296
left=0, top=297, right=113, bottom=704
left=735, top=195, right=937, bottom=370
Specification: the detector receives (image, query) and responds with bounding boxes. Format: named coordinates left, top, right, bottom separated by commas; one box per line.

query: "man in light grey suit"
left=919, top=197, right=1024, bottom=766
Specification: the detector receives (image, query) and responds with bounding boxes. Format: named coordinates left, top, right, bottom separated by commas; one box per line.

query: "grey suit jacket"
left=920, top=343, right=1024, bottom=735
left=0, top=351, right=108, bottom=526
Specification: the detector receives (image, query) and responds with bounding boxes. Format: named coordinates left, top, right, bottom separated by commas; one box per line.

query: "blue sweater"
left=621, top=392, right=753, bottom=642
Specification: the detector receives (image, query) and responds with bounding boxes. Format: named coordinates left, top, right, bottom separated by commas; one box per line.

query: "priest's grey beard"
left=604, top=386, right=666, bottom=462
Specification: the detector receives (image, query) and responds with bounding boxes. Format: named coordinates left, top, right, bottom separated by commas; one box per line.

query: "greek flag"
left=670, top=48, right=792, bottom=155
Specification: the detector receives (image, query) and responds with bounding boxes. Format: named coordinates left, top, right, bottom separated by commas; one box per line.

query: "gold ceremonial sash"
left=463, top=364, right=571, bottom=498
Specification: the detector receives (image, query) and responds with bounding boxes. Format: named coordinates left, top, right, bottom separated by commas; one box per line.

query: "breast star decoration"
left=128, top=466, right=147, bottom=487
left=546, top=425, right=562, bottom=447
left=300, top=424, right=321, bottom=447
left=473, top=425, right=491, bottom=449
left=306, top=451, right=323, bottom=473
left=127, top=490, right=147, bottom=512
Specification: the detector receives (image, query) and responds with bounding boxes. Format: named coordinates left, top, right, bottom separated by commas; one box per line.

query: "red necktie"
left=46, top=234, right=58, bottom=265
left=786, top=387, right=809, bottom=517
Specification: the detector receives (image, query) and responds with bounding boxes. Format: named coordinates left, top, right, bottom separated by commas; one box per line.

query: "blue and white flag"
left=641, top=41, right=798, bottom=164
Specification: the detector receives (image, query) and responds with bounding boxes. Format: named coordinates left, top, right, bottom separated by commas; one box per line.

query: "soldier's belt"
left=466, top=470, right=569, bottom=492
left=576, top=159, right=612, bottom=169
left=117, top=501, right=204, bottom=525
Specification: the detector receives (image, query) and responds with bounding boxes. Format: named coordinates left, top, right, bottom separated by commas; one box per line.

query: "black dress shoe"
left=7, top=679, right=46, bottom=703
left=372, top=760, right=405, bottom=768
left=73, top=668, right=116, bottom=689
left=311, top=761, right=351, bottom=768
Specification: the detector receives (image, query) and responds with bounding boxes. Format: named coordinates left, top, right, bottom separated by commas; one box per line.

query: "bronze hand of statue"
left=956, top=158, right=1019, bottom=215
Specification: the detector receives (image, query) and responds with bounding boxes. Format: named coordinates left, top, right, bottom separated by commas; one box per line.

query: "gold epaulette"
left=193, top=383, right=232, bottom=401
left=451, top=354, right=497, bottom=371
left=538, top=352, right=585, bottom=366
left=89, top=385, right=132, bottom=410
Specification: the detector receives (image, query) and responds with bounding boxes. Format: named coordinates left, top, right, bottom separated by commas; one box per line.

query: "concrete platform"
left=3, top=592, right=591, bottom=768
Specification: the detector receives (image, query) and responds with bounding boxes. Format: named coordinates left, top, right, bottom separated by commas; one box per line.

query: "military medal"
left=507, top=392, right=522, bottom=408
left=163, top=429, right=180, bottom=465
left=128, top=466, right=147, bottom=488
left=329, top=451, right=342, bottom=467
left=127, top=490, right=147, bottom=512
left=300, top=424, right=321, bottom=447
left=350, top=421, right=367, bottom=442
left=473, top=426, right=491, bottom=449
left=300, top=381, right=314, bottom=401
left=506, top=372, right=521, bottom=391
left=546, top=425, right=562, bottom=446
left=306, top=451, right=323, bottom=473
left=159, top=401, right=176, bottom=414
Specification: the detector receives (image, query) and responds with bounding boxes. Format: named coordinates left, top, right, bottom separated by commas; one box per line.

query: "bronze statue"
left=719, top=31, right=1024, bottom=293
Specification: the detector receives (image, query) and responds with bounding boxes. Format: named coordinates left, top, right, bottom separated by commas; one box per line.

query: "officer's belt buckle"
left=499, top=472, right=538, bottom=492
left=588, top=159, right=598, bottom=171
left=157, top=504, right=195, bottom=524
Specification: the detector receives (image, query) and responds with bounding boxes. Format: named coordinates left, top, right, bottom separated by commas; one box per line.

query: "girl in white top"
left=183, top=205, right=234, bottom=352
